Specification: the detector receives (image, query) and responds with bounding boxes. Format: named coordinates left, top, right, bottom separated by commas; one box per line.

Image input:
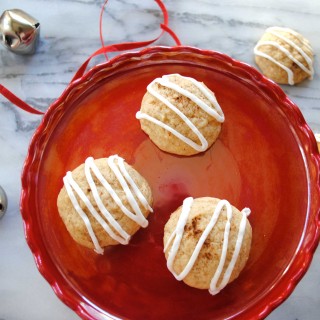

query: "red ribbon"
left=99, top=0, right=181, bottom=56
left=0, top=0, right=181, bottom=116
left=0, top=84, right=44, bottom=115
left=72, top=0, right=181, bottom=82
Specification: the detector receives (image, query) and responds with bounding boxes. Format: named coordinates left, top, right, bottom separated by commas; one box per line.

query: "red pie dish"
left=21, top=46, right=320, bottom=320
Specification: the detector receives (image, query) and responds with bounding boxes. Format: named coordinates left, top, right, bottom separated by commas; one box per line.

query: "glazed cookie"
left=254, top=27, right=314, bottom=85
left=57, top=155, right=153, bottom=254
left=136, top=74, right=225, bottom=156
left=163, top=197, right=252, bottom=295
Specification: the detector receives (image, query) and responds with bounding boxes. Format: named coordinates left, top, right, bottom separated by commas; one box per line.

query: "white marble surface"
left=0, top=0, right=319, bottom=319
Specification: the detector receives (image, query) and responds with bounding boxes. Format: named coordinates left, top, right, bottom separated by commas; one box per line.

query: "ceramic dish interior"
left=21, top=46, right=320, bottom=320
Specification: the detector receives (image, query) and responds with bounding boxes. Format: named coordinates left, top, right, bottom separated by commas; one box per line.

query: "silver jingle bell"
left=0, top=185, right=8, bottom=219
left=0, top=9, right=40, bottom=55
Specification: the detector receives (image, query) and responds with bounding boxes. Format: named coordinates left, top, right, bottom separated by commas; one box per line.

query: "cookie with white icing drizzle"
left=163, top=197, right=252, bottom=295
left=57, top=155, right=153, bottom=254
left=254, top=27, right=314, bottom=85
left=136, top=74, right=225, bottom=156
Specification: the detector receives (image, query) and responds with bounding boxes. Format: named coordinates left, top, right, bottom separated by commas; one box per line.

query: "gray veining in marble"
left=0, top=0, right=319, bottom=319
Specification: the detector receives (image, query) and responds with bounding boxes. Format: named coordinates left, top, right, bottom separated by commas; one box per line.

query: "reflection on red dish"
left=21, top=46, right=320, bottom=320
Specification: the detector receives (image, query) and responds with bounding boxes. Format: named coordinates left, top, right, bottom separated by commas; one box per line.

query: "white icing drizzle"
left=164, top=197, right=250, bottom=295
left=136, top=74, right=225, bottom=152
left=315, top=133, right=320, bottom=144
left=63, top=155, right=153, bottom=254
left=254, top=26, right=314, bottom=85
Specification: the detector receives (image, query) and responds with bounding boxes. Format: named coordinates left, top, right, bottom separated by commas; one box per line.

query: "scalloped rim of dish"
left=20, top=46, right=320, bottom=320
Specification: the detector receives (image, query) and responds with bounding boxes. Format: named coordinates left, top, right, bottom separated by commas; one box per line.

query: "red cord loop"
left=72, top=0, right=181, bottom=82
left=1, top=0, right=181, bottom=115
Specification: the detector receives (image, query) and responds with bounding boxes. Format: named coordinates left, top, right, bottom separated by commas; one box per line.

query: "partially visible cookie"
left=315, top=133, right=320, bottom=152
left=57, top=155, right=153, bottom=254
left=163, top=197, right=252, bottom=295
left=136, top=74, right=225, bottom=156
left=254, top=27, right=314, bottom=85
